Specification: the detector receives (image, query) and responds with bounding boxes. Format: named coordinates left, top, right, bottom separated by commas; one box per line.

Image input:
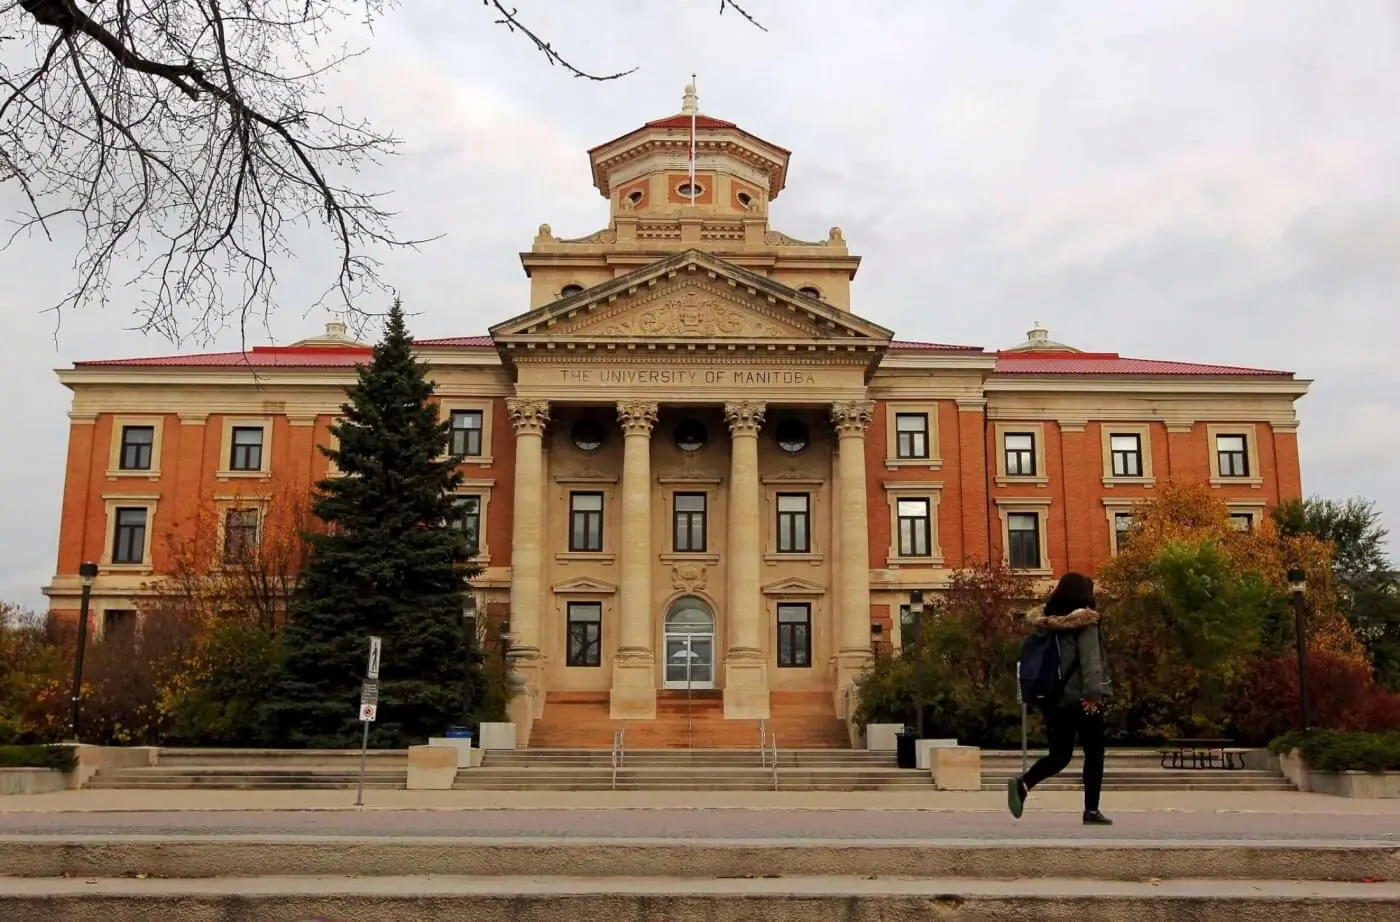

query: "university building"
left=46, top=87, right=1309, bottom=747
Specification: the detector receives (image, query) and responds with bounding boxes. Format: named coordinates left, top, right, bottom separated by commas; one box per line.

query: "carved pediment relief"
left=761, top=577, right=826, bottom=596
left=552, top=576, right=618, bottom=595
left=553, top=282, right=813, bottom=339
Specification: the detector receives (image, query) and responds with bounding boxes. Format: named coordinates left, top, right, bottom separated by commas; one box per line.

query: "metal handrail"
left=758, top=719, right=767, bottom=768
left=611, top=721, right=627, bottom=791
left=769, top=733, right=779, bottom=791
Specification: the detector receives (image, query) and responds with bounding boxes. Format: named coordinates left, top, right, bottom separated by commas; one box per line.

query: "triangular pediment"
left=490, top=250, right=893, bottom=346
left=551, top=576, right=618, bottom=595
left=761, top=577, right=827, bottom=597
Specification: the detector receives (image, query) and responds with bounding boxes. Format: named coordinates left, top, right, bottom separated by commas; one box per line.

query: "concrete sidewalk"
left=4, top=787, right=1399, bottom=814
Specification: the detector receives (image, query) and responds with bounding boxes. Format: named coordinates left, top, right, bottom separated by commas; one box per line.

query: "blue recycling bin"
left=445, top=725, right=473, bottom=743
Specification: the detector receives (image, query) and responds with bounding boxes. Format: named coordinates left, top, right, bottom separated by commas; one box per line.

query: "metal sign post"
left=355, top=636, right=382, bottom=807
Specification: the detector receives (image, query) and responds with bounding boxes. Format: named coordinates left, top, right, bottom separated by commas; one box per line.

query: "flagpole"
left=688, top=73, right=697, bottom=205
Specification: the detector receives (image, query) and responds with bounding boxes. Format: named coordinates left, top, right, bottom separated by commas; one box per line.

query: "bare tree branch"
left=1, top=1, right=767, bottom=345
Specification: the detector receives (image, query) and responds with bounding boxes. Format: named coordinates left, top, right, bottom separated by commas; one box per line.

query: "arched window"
left=560, top=283, right=584, bottom=297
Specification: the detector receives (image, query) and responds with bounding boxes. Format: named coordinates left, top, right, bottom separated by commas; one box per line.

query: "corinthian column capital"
left=506, top=398, right=550, bottom=435
left=723, top=401, right=766, bottom=436
left=830, top=399, right=875, bottom=437
left=616, top=401, right=659, bottom=436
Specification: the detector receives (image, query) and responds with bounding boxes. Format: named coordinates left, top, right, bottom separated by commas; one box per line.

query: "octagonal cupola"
left=586, top=82, right=792, bottom=220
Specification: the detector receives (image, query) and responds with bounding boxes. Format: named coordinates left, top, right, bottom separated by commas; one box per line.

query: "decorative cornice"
left=724, top=400, right=766, bottom=436
left=506, top=398, right=550, bottom=435
left=616, top=401, right=659, bottom=436
left=830, top=399, right=875, bottom=436
left=67, top=412, right=97, bottom=424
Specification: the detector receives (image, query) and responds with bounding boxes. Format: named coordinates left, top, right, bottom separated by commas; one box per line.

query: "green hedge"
left=1269, top=730, right=1400, bottom=773
left=0, top=745, right=78, bottom=772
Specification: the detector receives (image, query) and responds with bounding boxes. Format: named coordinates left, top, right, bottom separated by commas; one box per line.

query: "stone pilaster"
left=505, top=398, right=549, bottom=726
left=610, top=400, right=659, bottom=720
left=722, top=400, right=770, bottom=720
left=831, top=399, right=875, bottom=696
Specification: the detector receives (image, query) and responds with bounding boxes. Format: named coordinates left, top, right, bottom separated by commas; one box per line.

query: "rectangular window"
left=1110, top=434, right=1143, bottom=477
left=118, top=425, right=155, bottom=471
left=896, top=498, right=932, bottom=557
left=673, top=493, right=707, bottom=552
left=1230, top=512, right=1254, bottom=532
left=1007, top=512, right=1041, bottom=570
left=899, top=604, right=916, bottom=653
left=569, top=492, right=604, bottom=552
left=223, top=508, right=261, bottom=563
left=112, top=507, right=148, bottom=564
left=566, top=602, right=603, bottom=667
left=776, top=603, right=811, bottom=668
left=775, top=493, right=811, bottom=553
left=451, top=495, right=482, bottom=555
left=102, top=609, right=137, bottom=642
left=1217, top=434, right=1249, bottom=477
left=229, top=426, right=265, bottom=471
left=1004, top=432, right=1036, bottom=476
left=1113, top=512, right=1135, bottom=552
left=450, top=410, right=484, bottom=457
left=894, top=413, right=930, bottom=459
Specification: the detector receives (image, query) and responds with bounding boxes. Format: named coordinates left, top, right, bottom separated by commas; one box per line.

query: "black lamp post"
left=909, top=589, right=926, bottom=739
left=67, top=561, right=99, bottom=741
left=1288, top=568, right=1311, bottom=731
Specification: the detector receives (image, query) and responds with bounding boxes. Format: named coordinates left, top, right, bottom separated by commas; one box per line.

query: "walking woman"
left=1007, top=572, right=1113, bottom=825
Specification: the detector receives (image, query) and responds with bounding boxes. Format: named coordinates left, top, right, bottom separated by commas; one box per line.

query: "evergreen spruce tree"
left=265, top=301, right=485, bottom=747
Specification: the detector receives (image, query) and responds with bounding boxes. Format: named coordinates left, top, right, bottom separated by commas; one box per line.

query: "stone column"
left=831, top=400, right=875, bottom=695
left=723, top=400, right=770, bottom=720
left=505, top=399, right=549, bottom=731
left=610, top=401, right=659, bottom=720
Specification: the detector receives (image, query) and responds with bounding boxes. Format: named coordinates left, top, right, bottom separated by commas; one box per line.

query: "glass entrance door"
left=662, top=595, right=716, bottom=690
left=664, top=633, right=714, bottom=689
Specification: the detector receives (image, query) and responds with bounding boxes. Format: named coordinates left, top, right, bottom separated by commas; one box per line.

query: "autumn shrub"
left=1230, top=649, right=1400, bottom=744
left=1268, top=730, right=1400, bottom=772
left=0, top=605, right=70, bottom=744
left=78, top=609, right=202, bottom=746
left=0, top=745, right=77, bottom=772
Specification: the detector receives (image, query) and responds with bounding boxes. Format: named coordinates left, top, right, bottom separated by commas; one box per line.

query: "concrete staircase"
left=458, top=747, right=919, bottom=791
left=528, top=689, right=850, bottom=748
left=6, top=835, right=1396, bottom=920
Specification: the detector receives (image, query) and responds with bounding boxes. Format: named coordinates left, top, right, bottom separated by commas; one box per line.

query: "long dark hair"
left=1045, top=571, right=1096, bottom=616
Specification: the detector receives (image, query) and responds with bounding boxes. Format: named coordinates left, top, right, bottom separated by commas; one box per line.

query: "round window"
left=677, top=182, right=703, bottom=199
left=736, top=191, right=753, bottom=207
left=798, top=286, right=821, bottom=299
left=776, top=419, right=809, bottom=453
left=560, top=283, right=584, bottom=297
left=626, top=190, right=644, bottom=205
left=675, top=418, right=708, bottom=453
left=571, top=419, right=604, bottom=452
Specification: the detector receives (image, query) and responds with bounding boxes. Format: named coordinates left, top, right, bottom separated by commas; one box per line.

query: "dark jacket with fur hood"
left=1026, top=606, right=1113, bottom=707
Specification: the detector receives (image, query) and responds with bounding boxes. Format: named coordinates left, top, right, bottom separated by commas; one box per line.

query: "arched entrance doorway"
left=663, top=596, right=715, bottom=690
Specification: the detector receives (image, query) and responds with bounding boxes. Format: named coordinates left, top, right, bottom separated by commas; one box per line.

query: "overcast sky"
left=3, top=1, right=1398, bottom=609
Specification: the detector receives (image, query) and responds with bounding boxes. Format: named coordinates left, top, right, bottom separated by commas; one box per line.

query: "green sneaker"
left=1007, top=778, right=1026, bottom=819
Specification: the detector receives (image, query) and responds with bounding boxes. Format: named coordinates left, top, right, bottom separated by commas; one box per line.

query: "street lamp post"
left=1288, top=568, right=1311, bottom=731
left=909, top=590, right=926, bottom=740
left=67, top=561, right=99, bottom=741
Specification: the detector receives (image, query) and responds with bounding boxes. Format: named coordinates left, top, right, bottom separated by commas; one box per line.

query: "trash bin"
left=895, top=729, right=917, bottom=769
left=445, top=725, right=473, bottom=745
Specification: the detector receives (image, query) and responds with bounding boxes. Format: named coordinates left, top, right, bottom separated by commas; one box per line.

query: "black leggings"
left=1021, top=703, right=1106, bottom=812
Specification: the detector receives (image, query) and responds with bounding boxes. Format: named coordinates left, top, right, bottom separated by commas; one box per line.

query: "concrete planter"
left=930, top=746, right=982, bottom=791
left=915, top=739, right=959, bottom=771
left=0, top=768, right=67, bottom=796
left=1278, top=749, right=1400, bottom=798
left=477, top=722, right=518, bottom=751
left=406, top=745, right=458, bottom=791
left=427, top=737, right=477, bottom=769
left=865, top=724, right=903, bottom=752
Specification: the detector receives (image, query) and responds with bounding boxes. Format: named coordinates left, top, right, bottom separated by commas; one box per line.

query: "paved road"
left=2, top=809, right=1396, bottom=841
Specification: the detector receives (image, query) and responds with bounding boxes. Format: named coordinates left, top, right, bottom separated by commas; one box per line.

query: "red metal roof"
left=994, top=352, right=1292, bottom=377
left=72, top=338, right=1291, bottom=378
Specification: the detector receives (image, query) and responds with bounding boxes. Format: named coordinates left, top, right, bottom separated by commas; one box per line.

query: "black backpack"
left=1017, top=632, right=1079, bottom=704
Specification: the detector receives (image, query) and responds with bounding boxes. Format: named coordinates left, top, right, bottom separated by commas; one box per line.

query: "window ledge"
left=555, top=552, right=616, bottom=564
left=216, top=470, right=271, bottom=481
left=660, top=552, right=720, bottom=564
left=1102, top=476, right=1156, bottom=488
left=1210, top=476, right=1264, bottom=488
left=995, top=475, right=1049, bottom=487
left=885, top=458, right=942, bottom=471
left=101, top=564, right=153, bottom=575
left=764, top=552, right=823, bottom=565
left=445, top=455, right=494, bottom=467
left=1009, top=566, right=1053, bottom=578
left=885, top=555, right=946, bottom=569
left=105, top=469, right=161, bottom=481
